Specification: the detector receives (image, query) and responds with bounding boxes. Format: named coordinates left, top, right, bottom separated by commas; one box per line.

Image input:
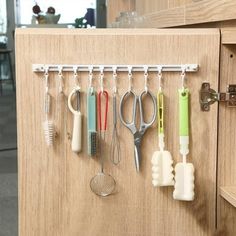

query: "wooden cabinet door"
left=15, top=28, right=220, bottom=236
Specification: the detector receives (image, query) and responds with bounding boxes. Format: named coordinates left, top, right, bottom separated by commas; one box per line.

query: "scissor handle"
left=119, top=91, right=137, bottom=130
left=139, top=90, right=157, bottom=130
left=98, top=90, right=109, bottom=131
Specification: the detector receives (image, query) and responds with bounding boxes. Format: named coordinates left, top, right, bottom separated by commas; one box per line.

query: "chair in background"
left=0, top=36, right=15, bottom=95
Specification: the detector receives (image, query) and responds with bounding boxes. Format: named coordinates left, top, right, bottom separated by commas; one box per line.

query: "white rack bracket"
left=32, top=64, right=198, bottom=73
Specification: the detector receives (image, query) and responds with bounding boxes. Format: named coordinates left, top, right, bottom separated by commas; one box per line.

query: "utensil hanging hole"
left=141, top=92, right=155, bottom=124
left=120, top=92, right=136, bottom=124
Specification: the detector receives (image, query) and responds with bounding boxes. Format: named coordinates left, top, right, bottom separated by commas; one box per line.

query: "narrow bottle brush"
left=43, top=92, right=55, bottom=146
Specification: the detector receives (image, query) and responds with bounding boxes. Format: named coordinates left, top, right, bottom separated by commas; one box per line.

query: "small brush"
left=87, top=87, right=97, bottom=156
left=43, top=77, right=55, bottom=146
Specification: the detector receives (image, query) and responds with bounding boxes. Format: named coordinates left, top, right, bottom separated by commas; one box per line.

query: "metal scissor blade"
left=134, top=139, right=142, bottom=172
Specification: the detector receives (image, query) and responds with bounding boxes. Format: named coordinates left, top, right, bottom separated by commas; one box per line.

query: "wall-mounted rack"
left=32, top=64, right=199, bottom=73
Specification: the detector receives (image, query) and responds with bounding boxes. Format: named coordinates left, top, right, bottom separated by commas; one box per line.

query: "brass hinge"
left=200, top=82, right=236, bottom=111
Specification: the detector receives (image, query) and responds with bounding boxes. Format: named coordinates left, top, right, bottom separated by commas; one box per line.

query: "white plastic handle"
left=71, top=111, right=82, bottom=152
left=68, top=86, right=82, bottom=153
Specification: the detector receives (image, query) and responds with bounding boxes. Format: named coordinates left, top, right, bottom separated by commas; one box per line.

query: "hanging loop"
left=112, top=66, right=117, bottom=95
left=144, top=66, right=148, bottom=93
left=73, top=66, right=79, bottom=87
left=181, top=66, right=186, bottom=90
left=58, top=66, right=63, bottom=93
left=88, top=66, right=93, bottom=89
left=157, top=66, right=163, bottom=91
left=128, top=66, right=133, bottom=93
left=44, top=66, right=49, bottom=93
left=99, top=66, right=104, bottom=93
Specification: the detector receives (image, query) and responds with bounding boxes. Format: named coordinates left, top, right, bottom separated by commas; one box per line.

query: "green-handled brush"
left=151, top=90, right=174, bottom=186
left=87, top=87, right=97, bottom=156
left=173, top=88, right=195, bottom=201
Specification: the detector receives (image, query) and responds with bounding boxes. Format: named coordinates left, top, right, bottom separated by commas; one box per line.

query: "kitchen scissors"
left=119, top=90, right=157, bottom=172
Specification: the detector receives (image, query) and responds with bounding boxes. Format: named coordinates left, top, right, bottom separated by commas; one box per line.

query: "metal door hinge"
left=200, top=82, right=236, bottom=111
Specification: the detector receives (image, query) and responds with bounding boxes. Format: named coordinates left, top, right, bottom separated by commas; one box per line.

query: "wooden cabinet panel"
left=136, top=0, right=187, bottom=15
left=216, top=39, right=236, bottom=235
left=135, top=0, right=236, bottom=28
left=16, top=28, right=220, bottom=236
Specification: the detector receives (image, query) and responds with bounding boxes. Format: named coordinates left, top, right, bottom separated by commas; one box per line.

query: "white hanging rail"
left=32, top=64, right=198, bottom=73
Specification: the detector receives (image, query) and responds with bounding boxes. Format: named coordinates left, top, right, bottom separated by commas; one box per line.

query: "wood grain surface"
left=216, top=43, right=236, bottom=236
left=16, top=28, right=220, bottom=236
left=135, top=0, right=236, bottom=28
left=220, top=187, right=236, bottom=208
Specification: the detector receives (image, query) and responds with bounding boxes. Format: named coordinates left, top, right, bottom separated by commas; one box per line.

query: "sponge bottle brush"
left=151, top=90, right=174, bottom=187
left=173, top=89, right=195, bottom=201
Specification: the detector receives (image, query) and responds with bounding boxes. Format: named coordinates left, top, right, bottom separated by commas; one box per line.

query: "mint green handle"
left=179, top=89, right=189, bottom=136
left=157, top=91, right=164, bottom=135
left=87, top=89, right=96, bottom=131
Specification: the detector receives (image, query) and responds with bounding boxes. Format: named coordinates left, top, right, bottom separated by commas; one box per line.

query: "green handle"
left=87, top=88, right=97, bottom=131
left=157, top=91, right=164, bottom=134
left=179, top=89, right=189, bottom=136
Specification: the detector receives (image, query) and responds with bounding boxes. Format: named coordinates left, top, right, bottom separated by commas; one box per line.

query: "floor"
left=0, top=82, right=17, bottom=236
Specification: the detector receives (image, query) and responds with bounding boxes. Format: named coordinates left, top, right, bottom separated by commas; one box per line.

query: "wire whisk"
left=110, top=95, right=121, bottom=165
left=110, top=68, right=121, bottom=165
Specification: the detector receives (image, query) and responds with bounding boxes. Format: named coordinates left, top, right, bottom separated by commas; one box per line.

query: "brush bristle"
left=151, top=151, right=174, bottom=187
left=43, top=120, right=55, bottom=146
left=88, top=131, right=97, bottom=156
left=173, top=163, right=195, bottom=201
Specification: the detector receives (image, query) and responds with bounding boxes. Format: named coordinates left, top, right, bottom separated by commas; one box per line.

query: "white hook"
left=44, top=66, right=49, bottom=93
left=144, top=66, right=148, bottom=93
left=128, top=66, right=132, bottom=92
left=99, top=66, right=104, bottom=93
left=58, top=66, right=63, bottom=93
left=157, top=66, right=163, bottom=91
left=73, top=65, right=78, bottom=81
left=88, top=66, right=93, bottom=89
left=112, top=66, right=117, bottom=94
left=181, top=66, right=186, bottom=90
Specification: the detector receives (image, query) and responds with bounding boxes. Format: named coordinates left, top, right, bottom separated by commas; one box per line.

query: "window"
left=17, top=0, right=95, bottom=24
left=0, top=0, right=7, bottom=33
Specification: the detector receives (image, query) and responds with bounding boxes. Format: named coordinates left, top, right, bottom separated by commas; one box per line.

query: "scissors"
left=119, top=90, right=157, bottom=172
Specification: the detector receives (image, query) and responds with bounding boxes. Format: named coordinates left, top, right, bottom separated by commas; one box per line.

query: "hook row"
left=35, top=64, right=198, bottom=73
left=43, top=65, right=188, bottom=94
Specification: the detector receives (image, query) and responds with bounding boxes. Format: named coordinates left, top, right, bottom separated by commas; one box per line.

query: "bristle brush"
left=87, top=87, right=97, bottom=156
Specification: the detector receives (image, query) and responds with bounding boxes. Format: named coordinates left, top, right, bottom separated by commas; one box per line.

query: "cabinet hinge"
left=200, top=82, right=236, bottom=111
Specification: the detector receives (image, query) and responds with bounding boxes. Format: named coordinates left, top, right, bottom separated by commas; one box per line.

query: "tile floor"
left=0, top=82, right=17, bottom=236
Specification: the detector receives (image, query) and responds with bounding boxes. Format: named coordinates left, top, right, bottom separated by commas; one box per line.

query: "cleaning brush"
left=151, top=90, right=174, bottom=186
left=43, top=88, right=55, bottom=146
left=173, top=88, right=194, bottom=201
left=87, top=87, right=97, bottom=156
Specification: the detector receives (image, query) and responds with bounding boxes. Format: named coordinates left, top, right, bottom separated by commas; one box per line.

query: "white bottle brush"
left=173, top=88, right=194, bottom=201
left=43, top=70, right=55, bottom=146
left=151, top=90, right=174, bottom=186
